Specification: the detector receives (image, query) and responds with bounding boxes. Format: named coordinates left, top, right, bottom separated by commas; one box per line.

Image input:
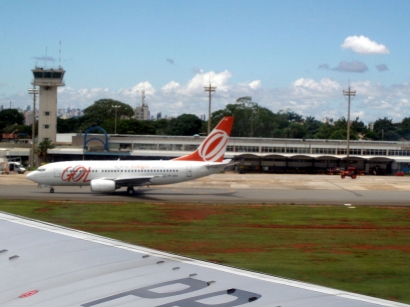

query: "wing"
left=1, top=212, right=408, bottom=307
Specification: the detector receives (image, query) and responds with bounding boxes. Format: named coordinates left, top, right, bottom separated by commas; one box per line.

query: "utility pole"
left=28, top=87, right=38, bottom=168
left=204, top=83, right=216, bottom=135
left=343, top=86, right=356, bottom=168
left=113, top=105, right=120, bottom=134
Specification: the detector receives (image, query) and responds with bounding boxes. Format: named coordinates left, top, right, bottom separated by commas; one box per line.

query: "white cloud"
left=341, top=35, right=390, bottom=55
left=5, top=71, right=410, bottom=123
left=118, top=82, right=156, bottom=97
left=292, top=78, right=341, bottom=95
left=186, top=70, right=232, bottom=94
left=161, top=81, right=180, bottom=92
left=248, top=80, right=262, bottom=89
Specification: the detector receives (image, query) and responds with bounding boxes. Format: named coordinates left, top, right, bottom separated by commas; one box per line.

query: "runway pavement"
left=1, top=172, right=410, bottom=205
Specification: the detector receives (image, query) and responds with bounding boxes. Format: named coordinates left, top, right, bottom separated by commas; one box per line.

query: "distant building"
left=134, top=90, right=150, bottom=120
left=24, top=111, right=33, bottom=126
left=135, top=104, right=149, bottom=120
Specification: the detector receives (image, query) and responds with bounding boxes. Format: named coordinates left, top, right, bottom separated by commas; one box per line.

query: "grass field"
left=1, top=200, right=410, bottom=303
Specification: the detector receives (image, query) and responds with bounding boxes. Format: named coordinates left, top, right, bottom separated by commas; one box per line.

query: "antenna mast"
left=59, top=41, right=62, bottom=68
left=141, top=89, right=146, bottom=107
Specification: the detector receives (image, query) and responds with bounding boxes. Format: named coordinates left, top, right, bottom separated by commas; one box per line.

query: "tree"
left=57, top=117, right=80, bottom=133
left=81, top=99, right=134, bottom=133
left=373, top=117, right=399, bottom=141
left=153, top=119, right=170, bottom=135
left=211, top=97, right=276, bottom=138
left=304, top=116, right=322, bottom=139
left=168, top=114, right=203, bottom=136
left=0, top=109, right=24, bottom=131
left=398, top=117, right=410, bottom=140
left=37, top=139, right=55, bottom=162
left=117, top=119, right=156, bottom=135
left=286, top=110, right=304, bottom=123
left=283, top=122, right=307, bottom=138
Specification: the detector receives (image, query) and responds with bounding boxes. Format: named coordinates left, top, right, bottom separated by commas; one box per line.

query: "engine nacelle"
left=90, top=179, right=116, bottom=192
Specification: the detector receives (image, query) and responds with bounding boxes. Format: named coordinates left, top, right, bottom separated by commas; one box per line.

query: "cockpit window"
left=37, top=168, right=46, bottom=172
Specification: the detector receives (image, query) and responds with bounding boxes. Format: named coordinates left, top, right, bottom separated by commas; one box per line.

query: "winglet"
left=172, top=116, right=234, bottom=162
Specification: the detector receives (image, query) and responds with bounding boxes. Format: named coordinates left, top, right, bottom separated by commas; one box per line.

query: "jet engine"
left=90, top=179, right=116, bottom=192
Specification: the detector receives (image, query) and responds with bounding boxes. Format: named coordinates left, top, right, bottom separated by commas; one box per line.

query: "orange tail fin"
left=172, top=116, right=234, bottom=162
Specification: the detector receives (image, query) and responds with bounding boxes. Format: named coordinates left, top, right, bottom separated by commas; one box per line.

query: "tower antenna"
left=44, top=46, right=47, bottom=67
left=141, top=89, right=146, bottom=107
left=59, top=41, right=62, bottom=68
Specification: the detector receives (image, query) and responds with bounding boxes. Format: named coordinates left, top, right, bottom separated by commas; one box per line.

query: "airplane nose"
left=26, top=171, right=36, bottom=181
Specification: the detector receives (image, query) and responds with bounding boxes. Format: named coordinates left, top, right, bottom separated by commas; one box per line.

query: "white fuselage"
left=26, top=160, right=226, bottom=188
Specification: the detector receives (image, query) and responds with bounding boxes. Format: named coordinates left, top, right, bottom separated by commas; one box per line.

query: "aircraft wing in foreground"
left=1, top=212, right=408, bottom=307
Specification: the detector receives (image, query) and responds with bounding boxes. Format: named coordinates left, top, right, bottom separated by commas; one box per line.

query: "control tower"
left=31, top=67, right=65, bottom=144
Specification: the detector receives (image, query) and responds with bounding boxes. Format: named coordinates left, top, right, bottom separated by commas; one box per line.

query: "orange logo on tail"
left=198, top=129, right=229, bottom=162
left=173, top=116, right=234, bottom=162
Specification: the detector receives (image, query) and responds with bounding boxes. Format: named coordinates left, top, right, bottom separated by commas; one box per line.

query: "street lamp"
left=112, top=105, right=120, bottom=134
left=28, top=87, right=38, bottom=168
left=251, top=107, right=256, bottom=137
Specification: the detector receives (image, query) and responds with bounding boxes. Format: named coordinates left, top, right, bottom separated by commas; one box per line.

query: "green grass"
left=1, top=201, right=410, bottom=303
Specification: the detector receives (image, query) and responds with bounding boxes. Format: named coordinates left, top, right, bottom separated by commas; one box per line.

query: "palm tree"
left=37, top=140, right=55, bottom=163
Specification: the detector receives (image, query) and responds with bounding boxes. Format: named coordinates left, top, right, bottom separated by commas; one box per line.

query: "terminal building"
left=2, top=130, right=410, bottom=175
left=39, top=131, right=410, bottom=175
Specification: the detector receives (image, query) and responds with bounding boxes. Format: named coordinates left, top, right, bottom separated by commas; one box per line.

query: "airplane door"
left=186, top=165, right=192, bottom=177
left=54, top=168, right=62, bottom=178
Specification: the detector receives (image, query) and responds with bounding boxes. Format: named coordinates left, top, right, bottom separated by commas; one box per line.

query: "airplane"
left=26, top=116, right=234, bottom=195
left=1, top=211, right=409, bottom=307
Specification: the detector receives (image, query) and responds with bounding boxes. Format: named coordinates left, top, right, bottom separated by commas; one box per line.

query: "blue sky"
left=1, top=0, right=410, bottom=123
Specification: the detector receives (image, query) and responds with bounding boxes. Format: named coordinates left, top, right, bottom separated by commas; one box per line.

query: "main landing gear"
left=50, top=188, right=55, bottom=193
left=127, top=187, right=135, bottom=195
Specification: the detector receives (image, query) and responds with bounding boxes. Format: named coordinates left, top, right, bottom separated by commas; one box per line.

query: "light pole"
left=251, top=108, right=256, bottom=137
left=343, top=86, right=356, bottom=168
left=28, top=87, right=38, bottom=168
left=113, top=105, right=120, bottom=134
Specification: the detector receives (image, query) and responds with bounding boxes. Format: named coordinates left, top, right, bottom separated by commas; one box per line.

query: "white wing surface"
left=1, top=212, right=408, bottom=307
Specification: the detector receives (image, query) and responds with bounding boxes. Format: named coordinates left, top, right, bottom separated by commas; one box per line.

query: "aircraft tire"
left=50, top=188, right=55, bottom=193
left=127, top=187, right=135, bottom=195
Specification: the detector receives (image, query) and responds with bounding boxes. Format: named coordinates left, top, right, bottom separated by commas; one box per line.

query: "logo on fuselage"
left=198, top=129, right=229, bottom=162
left=61, top=165, right=91, bottom=183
